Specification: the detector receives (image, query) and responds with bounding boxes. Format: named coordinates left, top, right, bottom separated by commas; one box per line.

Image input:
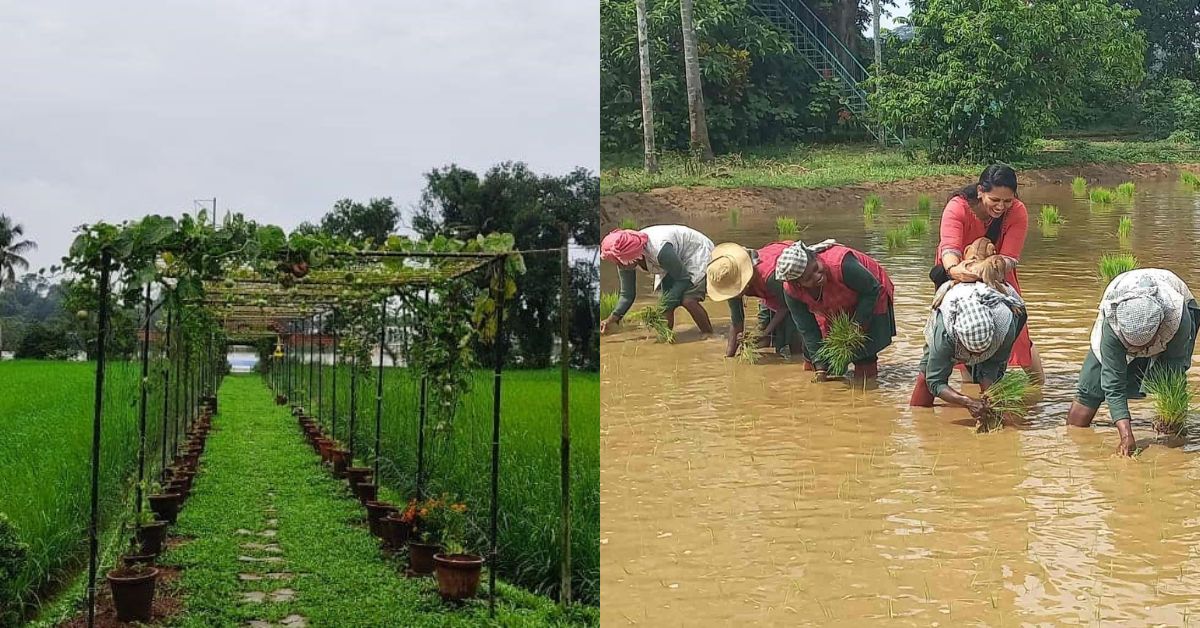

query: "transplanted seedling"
left=618, top=218, right=638, bottom=230
left=627, top=303, right=675, bottom=343
left=1037, top=205, right=1063, bottom=226
left=1117, top=216, right=1133, bottom=240
left=1072, top=176, right=1088, bottom=197
left=885, top=227, right=909, bottom=250
left=1143, top=369, right=1193, bottom=437
left=906, top=216, right=930, bottom=238
left=864, top=194, right=882, bottom=217
left=916, top=194, right=932, bottom=217
left=1098, top=253, right=1138, bottom=284
left=775, top=217, right=801, bottom=236
left=600, top=292, right=618, bottom=320
left=1180, top=171, right=1200, bottom=188
left=737, top=302, right=764, bottom=365
left=978, top=370, right=1037, bottom=432
left=815, top=313, right=866, bottom=378
left=1090, top=188, right=1115, bottom=204
left=1115, top=182, right=1136, bottom=200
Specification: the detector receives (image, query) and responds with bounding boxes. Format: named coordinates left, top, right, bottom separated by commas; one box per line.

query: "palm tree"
left=678, top=0, right=713, bottom=161
left=0, top=214, right=36, bottom=288
left=635, top=0, right=659, bottom=173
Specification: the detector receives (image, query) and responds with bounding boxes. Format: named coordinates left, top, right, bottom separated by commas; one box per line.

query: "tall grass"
left=864, top=194, right=882, bottom=217
left=885, top=227, right=909, bottom=250
left=1117, top=216, right=1133, bottom=239
left=617, top=218, right=637, bottom=230
left=815, top=313, right=866, bottom=377
left=311, top=365, right=600, bottom=604
left=775, top=217, right=801, bottom=236
left=1072, top=177, right=1088, bottom=197
left=979, top=370, right=1036, bottom=432
left=1037, top=205, right=1064, bottom=226
left=1098, top=253, right=1138, bottom=284
left=1144, top=369, right=1193, bottom=436
left=600, top=292, right=619, bottom=320
left=916, top=194, right=932, bottom=216
left=1115, top=182, right=1136, bottom=200
left=1181, top=171, right=1200, bottom=187
left=0, top=360, right=176, bottom=619
left=1090, top=188, right=1115, bottom=204
left=906, top=216, right=930, bottom=237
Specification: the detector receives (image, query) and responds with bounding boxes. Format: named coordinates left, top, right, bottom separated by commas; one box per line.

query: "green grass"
left=814, top=313, right=866, bottom=377
left=296, top=362, right=600, bottom=606
left=1181, top=171, right=1200, bottom=187
left=0, top=360, right=183, bottom=621
left=864, top=194, right=883, bottom=217
left=599, top=140, right=1200, bottom=195
left=1072, top=177, right=1088, bottom=197
left=1115, top=182, right=1136, bottom=200
left=1117, top=216, right=1133, bottom=239
left=1090, top=188, right=1115, bottom=204
left=600, top=292, right=619, bottom=320
left=1098, top=253, right=1138, bottom=284
left=979, top=370, right=1037, bottom=432
left=1144, top=369, right=1193, bottom=437
left=1037, top=205, right=1064, bottom=226
left=159, top=375, right=594, bottom=626
left=885, top=227, right=910, bottom=250
left=617, top=218, right=637, bottom=230
left=916, top=194, right=932, bottom=216
left=906, top=216, right=930, bottom=238
left=775, top=217, right=801, bottom=236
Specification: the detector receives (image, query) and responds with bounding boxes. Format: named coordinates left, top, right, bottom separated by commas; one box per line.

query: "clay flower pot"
left=106, top=565, right=158, bottom=622
left=346, top=467, right=372, bottom=490
left=148, top=493, right=181, bottom=524
left=434, top=553, right=485, bottom=600
left=318, top=438, right=333, bottom=463
left=136, top=520, right=168, bottom=556
left=331, top=449, right=349, bottom=477
left=382, top=513, right=412, bottom=551
left=121, top=553, right=157, bottom=569
left=408, top=541, right=442, bottom=575
left=365, top=501, right=397, bottom=538
left=356, top=483, right=378, bottom=505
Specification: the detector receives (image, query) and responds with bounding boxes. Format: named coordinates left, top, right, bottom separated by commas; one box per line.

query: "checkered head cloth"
left=950, top=285, right=1017, bottom=354
left=774, top=239, right=838, bottom=282
left=1112, top=292, right=1164, bottom=347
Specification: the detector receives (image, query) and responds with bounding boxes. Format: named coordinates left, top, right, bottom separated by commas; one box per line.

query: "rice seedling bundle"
left=618, top=218, right=638, bottom=230
left=1115, top=182, right=1136, bottom=200
left=627, top=303, right=675, bottom=343
left=1181, top=171, right=1200, bottom=187
left=1117, top=216, right=1133, bottom=239
left=885, top=227, right=909, bottom=250
left=1090, top=188, right=1115, bottom=204
left=1037, top=205, right=1063, bottom=226
left=775, top=217, right=801, bottom=236
left=728, top=208, right=741, bottom=227
left=1144, top=369, right=1193, bottom=436
left=1072, top=177, right=1088, bottom=197
left=737, top=302, right=764, bottom=365
left=815, top=313, right=866, bottom=377
left=1098, top=253, right=1138, bottom=284
left=916, top=194, right=932, bottom=216
left=600, top=292, right=619, bottom=320
left=864, top=194, right=882, bottom=217
left=906, top=216, right=930, bottom=238
left=978, top=369, right=1037, bottom=432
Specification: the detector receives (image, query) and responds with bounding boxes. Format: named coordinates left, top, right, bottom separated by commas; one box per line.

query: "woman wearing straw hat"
left=600, top=225, right=715, bottom=335
left=909, top=257, right=1028, bottom=419
left=706, top=241, right=803, bottom=360
left=775, top=240, right=896, bottom=384
left=1066, top=269, right=1200, bottom=456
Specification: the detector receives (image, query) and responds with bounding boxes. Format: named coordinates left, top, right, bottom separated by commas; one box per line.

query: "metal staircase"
left=750, top=0, right=902, bottom=145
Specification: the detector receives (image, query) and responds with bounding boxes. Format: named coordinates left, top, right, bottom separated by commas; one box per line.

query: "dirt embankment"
left=601, top=162, right=1200, bottom=227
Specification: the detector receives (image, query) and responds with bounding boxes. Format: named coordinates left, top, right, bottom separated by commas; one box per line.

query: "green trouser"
left=758, top=307, right=799, bottom=354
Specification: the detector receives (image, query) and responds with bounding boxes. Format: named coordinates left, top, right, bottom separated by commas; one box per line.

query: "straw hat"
left=706, top=243, right=754, bottom=302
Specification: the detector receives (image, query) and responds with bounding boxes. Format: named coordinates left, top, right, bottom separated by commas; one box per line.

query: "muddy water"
left=600, top=176, right=1200, bottom=626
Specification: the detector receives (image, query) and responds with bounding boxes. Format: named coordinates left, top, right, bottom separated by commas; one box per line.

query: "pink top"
left=936, top=195, right=1028, bottom=263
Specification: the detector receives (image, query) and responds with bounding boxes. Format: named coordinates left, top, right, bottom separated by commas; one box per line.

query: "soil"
left=59, top=566, right=183, bottom=628
left=600, top=162, right=1200, bottom=225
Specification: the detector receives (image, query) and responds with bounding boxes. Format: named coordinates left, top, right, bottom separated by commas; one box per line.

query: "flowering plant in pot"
left=427, top=497, right=483, bottom=601
left=406, top=497, right=441, bottom=576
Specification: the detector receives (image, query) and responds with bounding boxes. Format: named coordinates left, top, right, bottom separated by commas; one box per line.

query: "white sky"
left=0, top=1, right=599, bottom=272
left=865, top=0, right=911, bottom=32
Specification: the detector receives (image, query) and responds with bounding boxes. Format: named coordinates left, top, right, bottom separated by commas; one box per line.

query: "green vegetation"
left=1072, top=177, right=1088, bottom=197
left=916, top=194, right=932, bottom=216
left=1037, top=205, right=1064, bottom=226
left=626, top=303, right=674, bottom=344
left=1144, top=369, right=1193, bottom=437
left=775, top=217, right=801, bottom=236
left=1118, top=216, right=1133, bottom=239
left=1090, top=188, right=1116, bottom=204
left=600, top=292, right=619, bottom=320
left=728, top=208, right=740, bottom=227
left=1098, top=253, right=1139, bottom=283
left=1182, top=171, right=1200, bottom=187
left=815, top=313, right=866, bottom=377
left=979, top=370, right=1037, bottom=432
left=162, top=376, right=595, bottom=627
left=906, top=216, right=930, bottom=238
left=1116, top=182, right=1136, bottom=200
left=885, top=227, right=910, bottom=250
left=737, top=303, right=763, bottom=365
left=617, top=218, right=637, bottom=230
left=864, top=193, right=883, bottom=217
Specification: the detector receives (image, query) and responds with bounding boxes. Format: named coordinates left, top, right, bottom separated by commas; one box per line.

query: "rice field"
left=289, top=363, right=600, bottom=605
left=0, top=359, right=176, bottom=619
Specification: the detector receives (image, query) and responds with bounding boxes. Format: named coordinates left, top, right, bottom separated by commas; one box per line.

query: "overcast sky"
left=0, top=1, right=599, bottom=273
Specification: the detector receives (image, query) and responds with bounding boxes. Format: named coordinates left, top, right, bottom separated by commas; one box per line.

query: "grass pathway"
left=162, top=375, right=593, bottom=627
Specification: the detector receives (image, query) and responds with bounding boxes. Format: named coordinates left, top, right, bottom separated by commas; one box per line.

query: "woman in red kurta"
left=932, top=164, right=1043, bottom=382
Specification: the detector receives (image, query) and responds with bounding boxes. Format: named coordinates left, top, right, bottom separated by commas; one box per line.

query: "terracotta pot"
left=434, top=553, right=484, bottom=600
left=166, top=480, right=189, bottom=502
left=318, top=438, right=333, bottom=463
left=331, top=449, right=349, bottom=478
left=121, top=553, right=157, bottom=568
left=408, top=541, right=441, bottom=575
left=136, top=521, right=168, bottom=556
left=356, top=483, right=378, bottom=505
left=148, top=493, right=181, bottom=524
left=383, top=514, right=413, bottom=551
left=365, top=501, right=397, bottom=538
left=346, top=467, right=372, bottom=489
left=276, top=394, right=288, bottom=405
left=106, top=566, right=158, bottom=622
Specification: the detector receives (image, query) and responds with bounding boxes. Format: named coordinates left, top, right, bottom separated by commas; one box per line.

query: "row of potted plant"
left=105, top=394, right=218, bottom=623
left=294, top=408, right=485, bottom=601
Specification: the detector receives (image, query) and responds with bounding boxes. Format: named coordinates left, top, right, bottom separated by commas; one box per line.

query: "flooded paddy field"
left=600, top=173, right=1200, bottom=626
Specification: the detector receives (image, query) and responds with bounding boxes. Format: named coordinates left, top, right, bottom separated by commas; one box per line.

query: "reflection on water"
left=601, top=177, right=1200, bottom=626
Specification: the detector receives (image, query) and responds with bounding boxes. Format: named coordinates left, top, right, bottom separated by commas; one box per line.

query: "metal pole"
left=173, top=316, right=181, bottom=462
left=332, top=313, right=339, bottom=443
left=135, top=283, right=152, bottom=524
left=161, top=307, right=172, bottom=475
left=375, top=297, right=386, bottom=480
left=489, top=259, right=507, bottom=617
left=86, top=251, right=112, bottom=628
left=309, top=314, right=316, bottom=411
left=318, top=312, right=325, bottom=427
left=416, top=288, right=430, bottom=499
left=559, top=240, right=572, bottom=604
left=350, top=349, right=358, bottom=462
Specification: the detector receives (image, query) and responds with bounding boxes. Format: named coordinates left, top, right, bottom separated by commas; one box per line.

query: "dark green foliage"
left=14, top=322, right=73, bottom=359
left=1140, top=78, right=1200, bottom=139
left=0, top=513, right=29, bottom=628
left=318, top=198, right=400, bottom=248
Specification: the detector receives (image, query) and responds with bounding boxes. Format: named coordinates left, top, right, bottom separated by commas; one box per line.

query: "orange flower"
left=451, top=503, right=467, bottom=513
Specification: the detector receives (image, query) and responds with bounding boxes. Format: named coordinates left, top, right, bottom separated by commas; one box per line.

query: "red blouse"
left=936, top=195, right=1028, bottom=264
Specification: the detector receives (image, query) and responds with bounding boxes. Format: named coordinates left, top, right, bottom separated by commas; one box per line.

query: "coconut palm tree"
left=635, top=0, right=659, bottom=173
left=678, top=0, right=713, bottom=161
left=0, top=214, right=36, bottom=288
